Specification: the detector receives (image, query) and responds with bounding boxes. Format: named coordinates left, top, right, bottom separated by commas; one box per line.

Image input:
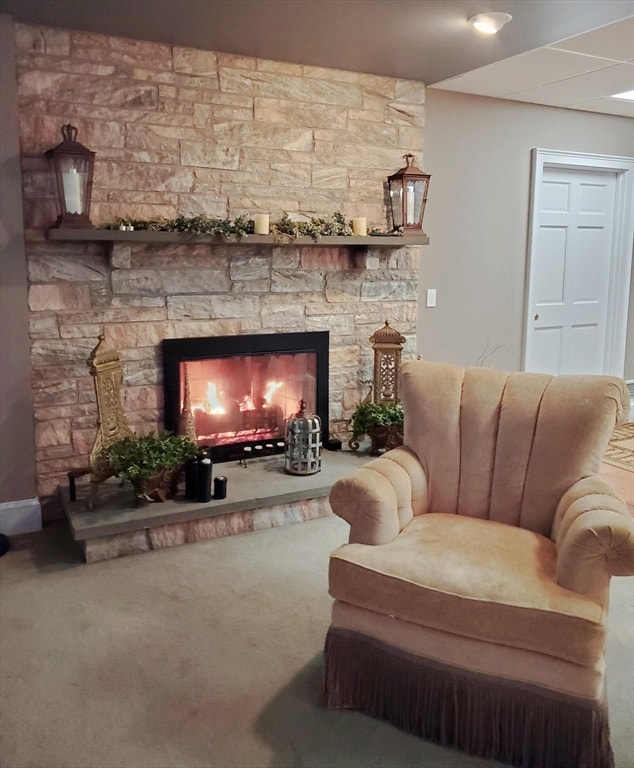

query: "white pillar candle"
left=352, top=217, right=367, bottom=236
left=254, top=213, right=270, bottom=235
left=406, top=185, right=415, bottom=225
left=62, top=167, right=83, bottom=214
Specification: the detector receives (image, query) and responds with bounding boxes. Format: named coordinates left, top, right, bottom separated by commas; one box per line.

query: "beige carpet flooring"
left=1, top=514, right=633, bottom=768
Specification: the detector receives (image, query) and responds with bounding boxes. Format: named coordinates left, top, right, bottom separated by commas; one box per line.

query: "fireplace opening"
left=163, top=332, right=329, bottom=462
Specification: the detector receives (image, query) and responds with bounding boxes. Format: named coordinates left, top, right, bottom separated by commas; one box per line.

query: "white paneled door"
left=524, top=150, right=633, bottom=376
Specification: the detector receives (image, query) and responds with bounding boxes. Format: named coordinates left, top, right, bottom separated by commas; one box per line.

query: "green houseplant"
left=348, top=401, right=404, bottom=455
left=107, top=432, right=198, bottom=504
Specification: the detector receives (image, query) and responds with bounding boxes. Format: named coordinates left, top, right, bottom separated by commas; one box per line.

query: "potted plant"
left=348, top=401, right=404, bottom=455
left=107, top=431, right=198, bottom=504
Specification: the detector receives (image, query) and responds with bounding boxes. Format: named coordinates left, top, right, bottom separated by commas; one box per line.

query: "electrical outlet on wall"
left=426, top=288, right=437, bottom=308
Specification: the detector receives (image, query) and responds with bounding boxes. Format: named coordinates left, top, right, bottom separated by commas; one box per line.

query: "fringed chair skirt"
left=323, top=628, right=614, bottom=768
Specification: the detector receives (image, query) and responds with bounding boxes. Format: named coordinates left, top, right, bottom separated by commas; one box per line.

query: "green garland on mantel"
left=104, top=212, right=401, bottom=242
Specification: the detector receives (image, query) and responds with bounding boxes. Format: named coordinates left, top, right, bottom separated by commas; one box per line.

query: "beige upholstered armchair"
left=325, top=359, right=633, bottom=768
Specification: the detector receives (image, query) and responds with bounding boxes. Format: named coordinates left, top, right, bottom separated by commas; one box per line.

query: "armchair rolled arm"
left=328, top=446, right=428, bottom=545
left=554, top=476, right=633, bottom=605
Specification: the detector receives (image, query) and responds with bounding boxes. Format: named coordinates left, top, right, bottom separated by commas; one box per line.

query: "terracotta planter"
left=349, top=425, right=404, bottom=455
left=368, top=425, right=404, bottom=455
left=132, top=468, right=182, bottom=505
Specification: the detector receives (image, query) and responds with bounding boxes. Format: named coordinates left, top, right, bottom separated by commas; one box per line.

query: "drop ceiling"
left=432, top=16, right=634, bottom=117
left=1, top=0, right=632, bottom=117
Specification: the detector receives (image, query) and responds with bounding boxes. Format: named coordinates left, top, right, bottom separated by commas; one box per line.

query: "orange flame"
left=206, top=381, right=226, bottom=414
left=264, top=380, right=283, bottom=402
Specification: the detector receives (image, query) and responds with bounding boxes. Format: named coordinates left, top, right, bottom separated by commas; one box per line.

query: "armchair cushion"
left=330, top=512, right=605, bottom=666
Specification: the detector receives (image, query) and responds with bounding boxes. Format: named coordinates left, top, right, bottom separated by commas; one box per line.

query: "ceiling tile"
left=503, top=83, right=595, bottom=107
left=548, top=16, right=634, bottom=61
left=432, top=48, right=616, bottom=98
left=569, top=96, right=634, bottom=117
left=553, top=62, right=634, bottom=97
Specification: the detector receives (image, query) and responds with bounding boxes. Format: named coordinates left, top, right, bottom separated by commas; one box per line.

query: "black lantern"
left=45, top=124, right=95, bottom=228
left=387, top=153, right=431, bottom=234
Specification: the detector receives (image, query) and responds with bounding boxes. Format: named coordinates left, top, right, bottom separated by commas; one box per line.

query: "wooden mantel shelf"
left=47, top=229, right=429, bottom=247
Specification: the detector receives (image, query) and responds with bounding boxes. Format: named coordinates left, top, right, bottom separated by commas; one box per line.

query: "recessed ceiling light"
left=610, top=90, right=634, bottom=101
left=468, top=12, right=513, bottom=35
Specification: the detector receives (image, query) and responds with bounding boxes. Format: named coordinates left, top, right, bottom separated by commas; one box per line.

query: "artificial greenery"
left=105, top=214, right=252, bottom=239
left=104, top=212, right=395, bottom=242
left=349, top=401, right=404, bottom=436
left=270, top=211, right=353, bottom=242
left=107, top=432, right=198, bottom=492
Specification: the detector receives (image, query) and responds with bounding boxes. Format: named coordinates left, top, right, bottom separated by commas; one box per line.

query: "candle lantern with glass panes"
left=45, top=124, right=95, bottom=228
left=387, top=154, right=431, bottom=235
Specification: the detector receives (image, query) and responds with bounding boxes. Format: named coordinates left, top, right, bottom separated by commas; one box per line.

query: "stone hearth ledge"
left=62, top=450, right=371, bottom=563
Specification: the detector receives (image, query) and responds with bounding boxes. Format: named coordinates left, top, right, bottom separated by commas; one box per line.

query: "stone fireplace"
left=12, top=21, right=426, bottom=516
left=51, top=236, right=422, bottom=562
left=28, top=236, right=420, bottom=512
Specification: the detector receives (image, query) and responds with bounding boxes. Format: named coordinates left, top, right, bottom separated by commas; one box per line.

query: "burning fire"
left=265, top=380, right=283, bottom=402
left=240, top=395, right=255, bottom=411
left=193, top=379, right=283, bottom=414
left=205, top=382, right=225, bottom=414
left=238, top=380, right=282, bottom=411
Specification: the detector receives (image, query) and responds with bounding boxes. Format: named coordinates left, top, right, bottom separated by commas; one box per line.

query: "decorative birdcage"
left=285, top=400, right=322, bottom=475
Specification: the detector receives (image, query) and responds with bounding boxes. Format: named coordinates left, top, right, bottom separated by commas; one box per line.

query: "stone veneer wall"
left=13, top=23, right=424, bottom=510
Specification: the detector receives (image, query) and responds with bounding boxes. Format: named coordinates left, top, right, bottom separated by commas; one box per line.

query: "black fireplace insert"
left=163, top=331, right=329, bottom=463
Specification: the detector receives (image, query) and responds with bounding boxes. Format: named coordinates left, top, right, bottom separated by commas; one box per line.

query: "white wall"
left=420, top=89, right=634, bottom=377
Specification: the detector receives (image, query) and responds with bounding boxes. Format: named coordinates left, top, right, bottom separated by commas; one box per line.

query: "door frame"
left=523, top=148, right=633, bottom=376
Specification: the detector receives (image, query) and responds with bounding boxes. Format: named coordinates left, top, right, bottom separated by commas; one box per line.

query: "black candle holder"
left=185, top=458, right=198, bottom=500
left=197, top=457, right=212, bottom=502
left=214, top=475, right=227, bottom=500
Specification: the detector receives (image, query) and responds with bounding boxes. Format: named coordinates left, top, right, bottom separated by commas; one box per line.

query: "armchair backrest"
left=400, top=360, right=629, bottom=536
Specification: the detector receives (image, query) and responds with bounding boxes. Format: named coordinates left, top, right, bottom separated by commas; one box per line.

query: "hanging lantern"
left=285, top=400, right=322, bottom=475
left=387, top=153, right=431, bottom=234
left=45, top=124, right=95, bottom=228
left=369, top=321, right=406, bottom=405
